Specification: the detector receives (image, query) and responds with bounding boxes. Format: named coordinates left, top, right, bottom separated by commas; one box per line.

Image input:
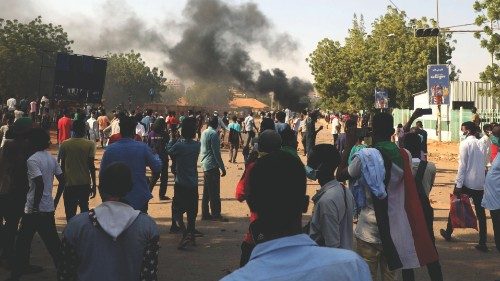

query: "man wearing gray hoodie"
left=58, top=163, right=159, bottom=281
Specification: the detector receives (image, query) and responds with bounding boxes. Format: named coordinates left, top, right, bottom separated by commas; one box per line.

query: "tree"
left=474, top=0, right=500, bottom=97
left=103, top=51, right=167, bottom=108
left=0, top=16, right=73, bottom=100
left=308, top=8, right=457, bottom=110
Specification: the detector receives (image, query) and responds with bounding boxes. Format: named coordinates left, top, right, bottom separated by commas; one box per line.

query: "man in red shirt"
left=57, top=110, right=72, bottom=145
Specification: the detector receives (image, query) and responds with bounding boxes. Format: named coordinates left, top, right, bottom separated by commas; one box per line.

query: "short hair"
left=152, top=118, right=166, bottom=133
left=276, top=111, right=286, bottom=122
left=472, top=107, right=477, bottom=113
left=181, top=117, right=197, bottom=139
left=483, top=124, right=492, bottom=132
left=372, top=112, right=394, bottom=139
left=302, top=109, right=307, bottom=115
left=258, top=130, right=282, bottom=153
left=416, top=121, right=423, bottom=127
left=28, top=128, right=50, bottom=151
left=307, top=144, right=340, bottom=174
left=260, top=117, right=275, bottom=133
left=209, top=116, right=219, bottom=129
left=146, top=109, right=153, bottom=116
left=100, top=162, right=133, bottom=198
left=72, top=120, right=86, bottom=136
left=231, top=115, right=237, bottom=122
left=403, top=133, right=422, bottom=159
left=248, top=151, right=306, bottom=232
left=119, top=116, right=136, bottom=137
left=461, top=121, right=478, bottom=134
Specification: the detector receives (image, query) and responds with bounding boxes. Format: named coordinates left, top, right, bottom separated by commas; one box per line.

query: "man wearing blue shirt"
left=100, top=116, right=161, bottom=212
left=200, top=116, right=227, bottom=221
left=222, top=151, right=371, bottom=281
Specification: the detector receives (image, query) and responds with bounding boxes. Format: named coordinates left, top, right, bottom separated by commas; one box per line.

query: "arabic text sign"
left=427, top=65, right=450, bottom=105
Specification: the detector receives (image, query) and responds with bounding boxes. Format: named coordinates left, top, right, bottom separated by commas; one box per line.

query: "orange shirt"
left=97, top=116, right=110, bottom=130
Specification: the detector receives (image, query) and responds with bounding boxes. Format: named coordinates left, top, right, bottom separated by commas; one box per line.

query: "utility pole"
left=436, top=0, right=442, bottom=142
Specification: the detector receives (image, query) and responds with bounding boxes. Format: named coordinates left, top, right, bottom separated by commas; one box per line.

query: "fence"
left=391, top=107, right=490, bottom=142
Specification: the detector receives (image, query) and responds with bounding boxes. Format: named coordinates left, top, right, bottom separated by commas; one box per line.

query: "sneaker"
left=475, top=244, right=488, bottom=252
left=159, top=196, right=171, bottom=201
left=177, top=233, right=195, bottom=250
left=440, top=229, right=451, bottom=242
left=211, top=216, right=229, bottom=222
left=194, top=229, right=204, bottom=237
left=169, top=224, right=182, bottom=234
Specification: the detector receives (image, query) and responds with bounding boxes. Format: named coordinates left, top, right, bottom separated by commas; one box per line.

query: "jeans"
left=332, top=133, right=338, bottom=145
left=63, top=185, right=90, bottom=221
left=245, top=131, right=255, bottom=148
left=150, top=155, right=168, bottom=197
left=402, top=261, right=443, bottom=281
left=445, top=187, right=487, bottom=245
left=356, top=238, right=395, bottom=281
left=12, top=213, right=61, bottom=277
left=202, top=168, right=221, bottom=218
left=172, top=183, right=198, bottom=233
left=491, top=209, right=500, bottom=252
left=301, top=134, right=307, bottom=156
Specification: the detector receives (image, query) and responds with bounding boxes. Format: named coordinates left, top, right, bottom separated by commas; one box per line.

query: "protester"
left=58, top=120, right=97, bottom=221
left=305, top=110, right=323, bottom=156
left=441, top=121, right=488, bottom=252
left=402, top=133, right=443, bottom=281
left=280, top=127, right=300, bottom=160
left=0, top=113, right=14, bottom=148
left=10, top=128, right=65, bottom=280
left=479, top=124, right=492, bottom=171
left=228, top=115, right=244, bottom=163
left=471, top=107, right=480, bottom=127
left=167, top=117, right=202, bottom=249
left=396, top=124, right=405, bottom=147
left=6, top=97, right=16, bottom=112
left=200, top=116, right=227, bottom=221
left=148, top=118, right=170, bottom=201
left=275, top=111, right=290, bottom=134
left=86, top=111, right=99, bottom=143
left=58, top=162, right=160, bottom=281
left=307, top=144, right=355, bottom=250
left=243, top=111, right=257, bottom=148
left=100, top=116, right=162, bottom=212
left=40, top=108, right=51, bottom=137
left=223, top=151, right=371, bottom=281
left=482, top=124, right=500, bottom=252
left=236, top=129, right=282, bottom=266
left=331, top=113, right=340, bottom=145
left=57, top=109, right=72, bottom=145
left=0, top=118, right=33, bottom=270
left=337, top=112, right=439, bottom=281
left=29, top=99, right=37, bottom=121
left=298, top=110, right=308, bottom=156
left=97, top=110, right=110, bottom=148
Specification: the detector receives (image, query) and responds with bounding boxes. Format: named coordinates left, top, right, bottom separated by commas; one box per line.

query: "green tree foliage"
left=0, top=16, right=73, bottom=99
left=104, top=51, right=166, bottom=108
left=308, top=8, right=456, bottom=110
left=474, top=0, right=500, bottom=97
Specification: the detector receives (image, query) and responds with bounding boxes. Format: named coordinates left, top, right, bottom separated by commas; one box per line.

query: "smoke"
left=167, top=0, right=297, bottom=88
left=256, top=69, right=312, bottom=110
left=0, top=0, right=312, bottom=108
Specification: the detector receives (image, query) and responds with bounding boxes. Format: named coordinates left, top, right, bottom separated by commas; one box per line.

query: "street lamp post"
left=436, top=0, right=442, bottom=142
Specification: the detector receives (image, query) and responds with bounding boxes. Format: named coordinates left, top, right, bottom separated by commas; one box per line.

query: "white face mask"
left=459, top=134, right=467, bottom=142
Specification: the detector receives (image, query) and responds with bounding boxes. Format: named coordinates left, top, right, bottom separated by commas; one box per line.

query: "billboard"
left=374, top=89, right=388, bottom=109
left=427, top=64, right=450, bottom=105
left=53, top=53, right=107, bottom=104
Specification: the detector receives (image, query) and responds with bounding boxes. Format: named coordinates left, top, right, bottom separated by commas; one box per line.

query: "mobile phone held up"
left=421, top=108, right=433, bottom=115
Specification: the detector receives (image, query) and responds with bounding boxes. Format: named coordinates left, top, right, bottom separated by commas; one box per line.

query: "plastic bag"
left=449, top=194, right=478, bottom=230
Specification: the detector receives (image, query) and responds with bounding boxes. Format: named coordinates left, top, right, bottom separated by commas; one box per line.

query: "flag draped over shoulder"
left=372, top=147, right=439, bottom=270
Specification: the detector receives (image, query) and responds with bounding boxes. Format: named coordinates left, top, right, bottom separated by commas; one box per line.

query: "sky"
left=0, top=0, right=491, bottom=83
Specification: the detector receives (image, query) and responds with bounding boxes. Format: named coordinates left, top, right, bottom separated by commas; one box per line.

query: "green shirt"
left=59, top=137, right=96, bottom=186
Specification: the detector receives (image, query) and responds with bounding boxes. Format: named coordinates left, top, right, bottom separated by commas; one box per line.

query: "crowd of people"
left=0, top=96, right=499, bottom=281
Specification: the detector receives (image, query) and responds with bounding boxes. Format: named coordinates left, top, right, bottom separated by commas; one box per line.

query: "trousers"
left=202, top=168, right=221, bottom=218
left=63, top=185, right=90, bottom=221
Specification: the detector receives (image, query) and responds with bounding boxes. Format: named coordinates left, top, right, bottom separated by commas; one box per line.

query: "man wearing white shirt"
left=478, top=124, right=492, bottom=171
left=441, top=121, right=487, bottom=252
left=482, top=124, right=500, bottom=252
left=331, top=113, right=340, bottom=145
left=222, top=151, right=371, bottom=281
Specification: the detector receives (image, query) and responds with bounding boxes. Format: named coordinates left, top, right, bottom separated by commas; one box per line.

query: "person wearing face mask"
left=482, top=124, right=500, bottom=252
left=441, top=121, right=487, bottom=252
left=306, top=144, right=355, bottom=250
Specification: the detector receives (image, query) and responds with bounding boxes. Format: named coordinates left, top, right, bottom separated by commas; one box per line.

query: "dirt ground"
left=1, top=121, right=499, bottom=281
